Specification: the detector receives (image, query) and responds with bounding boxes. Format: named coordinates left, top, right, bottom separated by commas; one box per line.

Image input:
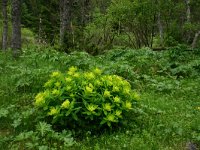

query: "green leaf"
left=15, top=131, right=34, bottom=141
left=38, top=145, right=48, bottom=150
left=72, top=113, right=78, bottom=121
left=12, top=118, right=22, bottom=128
left=100, top=120, right=107, bottom=125
left=0, top=108, right=9, bottom=118
left=36, top=122, right=52, bottom=137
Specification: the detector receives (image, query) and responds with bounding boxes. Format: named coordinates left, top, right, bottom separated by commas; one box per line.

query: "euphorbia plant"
left=35, top=66, right=140, bottom=129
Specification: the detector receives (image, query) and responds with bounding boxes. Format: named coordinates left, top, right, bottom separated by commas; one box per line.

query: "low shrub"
left=35, top=66, right=140, bottom=130
left=2, top=122, right=74, bottom=150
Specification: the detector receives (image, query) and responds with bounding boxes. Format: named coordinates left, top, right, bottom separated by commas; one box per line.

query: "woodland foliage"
left=1, top=0, right=200, bottom=52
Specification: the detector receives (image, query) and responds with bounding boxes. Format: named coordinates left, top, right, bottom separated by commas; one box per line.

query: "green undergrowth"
left=0, top=46, right=200, bottom=149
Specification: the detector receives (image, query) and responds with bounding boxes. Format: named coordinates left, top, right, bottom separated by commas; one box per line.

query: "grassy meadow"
left=0, top=46, right=199, bottom=150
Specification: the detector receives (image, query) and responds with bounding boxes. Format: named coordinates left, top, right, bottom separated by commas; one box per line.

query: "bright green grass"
left=0, top=47, right=199, bottom=150
left=67, top=79, right=200, bottom=150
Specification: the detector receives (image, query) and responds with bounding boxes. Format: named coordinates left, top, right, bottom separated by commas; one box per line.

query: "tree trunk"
left=2, top=0, right=8, bottom=51
left=38, top=17, right=42, bottom=44
left=191, top=31, right=200, bottom=49
left=185, top=0, right=191, bottom=43
left=185, top=0, right=191, bottom=23
left=11, top=0, right=21, bottom=57
left=59, top=0, right=70, bottom=47
left=157, top=12, right=164, bottom=46
left=81, top=0, right=90, bottom=26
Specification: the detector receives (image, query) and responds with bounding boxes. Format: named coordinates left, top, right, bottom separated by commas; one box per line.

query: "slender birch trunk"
left=2, top=0, right=8, bottom=51
left=11, top=0, right=21, bottom=57
left=158, top=12, right=164, bottom=46
left=191, top=31, right=200, bottom=49
left=60, top=0, right=70, bottom=47
left=185, top=0, right=191, bottom=43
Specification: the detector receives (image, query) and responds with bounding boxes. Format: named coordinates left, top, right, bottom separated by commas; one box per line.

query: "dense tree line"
left=0, top=0, right=200, bottom=55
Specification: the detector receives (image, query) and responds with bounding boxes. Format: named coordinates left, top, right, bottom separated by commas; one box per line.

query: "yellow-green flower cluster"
left=87, top=104, right=98, bottom=112
left=103, top=103, right=112, bottom=111
left=51, top=71, right=61, bottom=78
left=113, top=96, right=120, bottom=103
left=104, top=90, right=111, bottom=97
left=35, top=92, right=45, bottom=106
left=85, top=83, right=94, bottom=94
left=132, top=92, right=140, bottom=101
left=125, top=101, right=132, bottom=109
left=67, top=66, right=78, bottom=75
left=93, top=68, right=102, bottom=75
left=73, top=72, right=80, bottom=78
left=48, top=107, right=59, bottom=116
left=84, top=72, right=95, bottom=80
left=44, top=80, right=52, bottom=88
left=113, top=86, right=120, bottom=92
left=85, top=86, right=93, bottom=93
left=61, top=99, right=70, bottom=109
left=106, top=114, right=116, bottom=122
left=35, top=91, right=50, bottom=106
left=55, top=82, right=61, bottom=88
left=115, top=110, right=122, bottom=117
left=65, top=77, right=72, bottom=83
left=52, top=89, right=60, bottom=96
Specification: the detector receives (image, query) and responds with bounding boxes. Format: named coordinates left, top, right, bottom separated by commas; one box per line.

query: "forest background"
left=1, top=0, right=200, bottom=54
left=0, top=1, right=200, bottom=150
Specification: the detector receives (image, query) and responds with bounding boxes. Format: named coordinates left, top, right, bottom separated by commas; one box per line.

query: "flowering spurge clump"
left=35, top=66, right=140, bottom=129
